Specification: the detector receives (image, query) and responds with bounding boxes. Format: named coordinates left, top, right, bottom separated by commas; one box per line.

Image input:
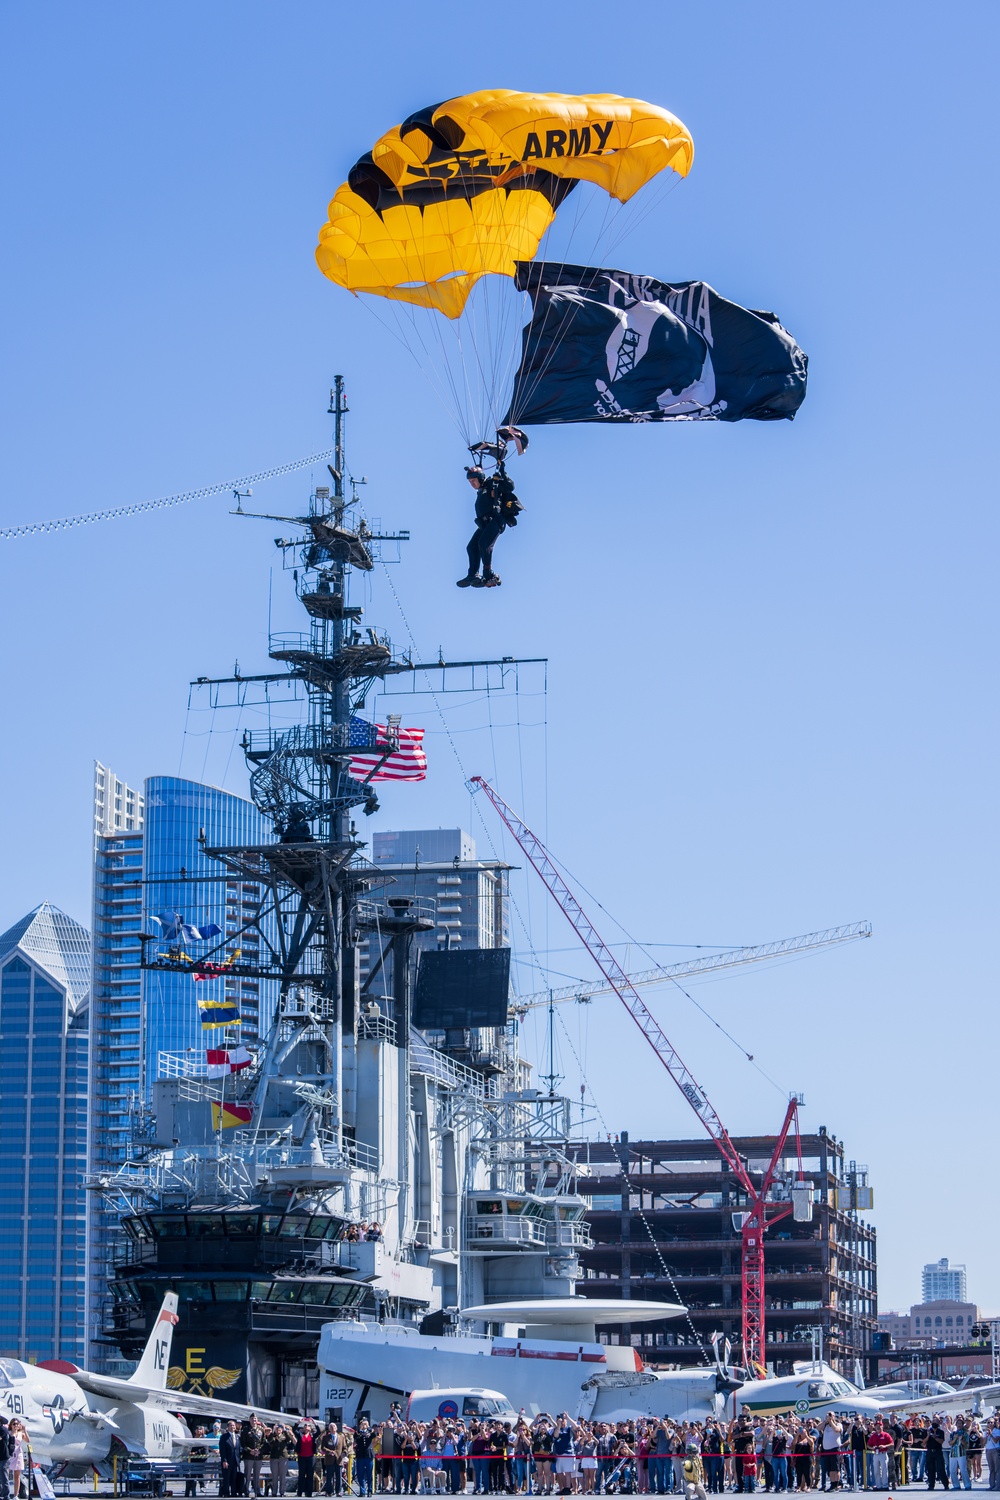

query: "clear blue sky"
left=1, top=2, right=996, bottom=1314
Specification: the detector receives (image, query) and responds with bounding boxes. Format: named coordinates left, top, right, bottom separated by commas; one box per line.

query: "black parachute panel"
left=506, top=262, right=808, bottom=426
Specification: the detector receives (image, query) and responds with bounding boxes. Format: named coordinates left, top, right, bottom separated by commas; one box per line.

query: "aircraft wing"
left=72, top=1372, right=296, bottom=1426
left=876, top=1383, right=1000, bottom=1416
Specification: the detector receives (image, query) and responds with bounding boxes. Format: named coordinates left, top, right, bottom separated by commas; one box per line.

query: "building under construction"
left=573, top=1129, right=877, bottom=1377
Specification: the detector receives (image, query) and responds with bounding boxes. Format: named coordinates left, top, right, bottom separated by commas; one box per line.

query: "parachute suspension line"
left=553, top=1004, right=710, bottom=1362
left=601, top=169, right=686, bottom=261
left=506, top=186, right=625, bottom=425
left=507, top=173, right=684, bottom=425
left=408, top=179, right=483, bottom=444
left=389, top=296, right=470, bottom=443
left=353, top=271, right=472, bottom=444
left=508, top=172, right=683, bottom=426
left=511, top=180, right=621, bottom=412
left=0, top=450, right=334, bottom=541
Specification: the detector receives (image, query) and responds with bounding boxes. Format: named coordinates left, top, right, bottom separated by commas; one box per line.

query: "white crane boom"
left=511, top=920, right=871, bottom=1013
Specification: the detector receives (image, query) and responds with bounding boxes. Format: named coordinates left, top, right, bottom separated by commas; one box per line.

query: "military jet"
left=0, top=1293, right=291, bottom=1465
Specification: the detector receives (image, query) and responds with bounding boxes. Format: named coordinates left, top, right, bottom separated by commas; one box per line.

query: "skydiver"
left=457, top=466, right=503, bottom=588
left=457, top=426, right=527, bottom=590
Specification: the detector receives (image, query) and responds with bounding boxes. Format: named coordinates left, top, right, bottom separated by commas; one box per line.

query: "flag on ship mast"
left=349, top=716, right=427, bottom=781
left=198, top=998, right=241, bottom=1028
left=206, top=1046, right=253, bottom=1077
left=211, top=1101, right=253, bottom=1130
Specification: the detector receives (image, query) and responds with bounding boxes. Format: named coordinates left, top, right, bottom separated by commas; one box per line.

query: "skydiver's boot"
left=481, top=573, right=501, bottom=587
left=456, top=573, right=478, bottom=587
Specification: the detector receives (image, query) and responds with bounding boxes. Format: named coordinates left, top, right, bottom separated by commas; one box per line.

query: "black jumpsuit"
left=466, top=481, right=504, bottom=580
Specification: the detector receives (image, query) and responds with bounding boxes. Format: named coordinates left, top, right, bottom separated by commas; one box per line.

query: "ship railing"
left=465, top=1215, right=548, bottom=1248
left=407, top=1219, right=432, bottom=1248
left=268, top=629, right=393, bottom=660
left=344, top=1136, right=380, bottom=1173
left=243, top=720, right=380, bottom=758
left=357, top=896, right=437, bottom=927
left=262, top=1133, right=380, bottom=1176
left=547, top=1221, right=593, bottom=1249
left=249, top=1300, right=348, bottom=1335
left=157, top=1052, right=219, bottom=1081
left=409, top=1031, right=495, bottom=1096
left=358, top=1012, right=397, bottom=1044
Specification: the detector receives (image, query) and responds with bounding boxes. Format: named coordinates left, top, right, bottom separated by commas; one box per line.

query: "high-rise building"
left=0, top=903, right=90, bottom=1363
left=87, top=768, right=276, bottom=1369
left=87, top=764, right=146, bottom=1370
left=574, top=1126, right=879, bottom=1378
left=94, top=760, right=145, bottom=841
left=922, top=1257, right=967, bottom=1303
left=142, top=776, right=276, bottom=1080
left=365, top=828, right=509, bottom=979
left=373, top=829, right=477, bottom=866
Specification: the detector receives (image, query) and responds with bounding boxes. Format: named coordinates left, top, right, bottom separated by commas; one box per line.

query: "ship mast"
left=140, top=378, right=544, bottom=1181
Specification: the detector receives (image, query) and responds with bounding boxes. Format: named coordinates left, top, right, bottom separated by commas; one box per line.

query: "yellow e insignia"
left=185, top=1348, right=206, bottom=1376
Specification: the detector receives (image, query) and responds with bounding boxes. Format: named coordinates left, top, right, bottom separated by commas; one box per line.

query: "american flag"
left=349, top=715, right=427, bottom=782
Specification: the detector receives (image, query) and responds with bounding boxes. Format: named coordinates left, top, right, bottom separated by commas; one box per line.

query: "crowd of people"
left=200, top=1408, right=1000, bottom=1498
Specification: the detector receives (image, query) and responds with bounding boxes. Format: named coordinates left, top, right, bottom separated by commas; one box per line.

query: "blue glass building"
left=142, top=776, right=276, bottom=1081
left=87, top=769, right=276, bottom=1370
left=0, top=903, right=90, bottom=1363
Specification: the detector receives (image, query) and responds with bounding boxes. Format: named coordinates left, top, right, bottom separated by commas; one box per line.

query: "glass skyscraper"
left=142, top=776, right=276, bottom=1078
left=0, top=903, right=90, bottom=1363
left=87, top=770, right=276, bottom=1367
left=922, top=1257, right=968, bottom=1304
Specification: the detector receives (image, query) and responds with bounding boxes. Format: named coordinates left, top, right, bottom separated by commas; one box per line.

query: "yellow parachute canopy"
left=316, top=90, right=694, bottom=318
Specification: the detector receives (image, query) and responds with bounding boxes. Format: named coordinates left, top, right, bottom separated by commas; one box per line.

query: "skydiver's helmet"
left=465, top=465, right=485, bottom=488
left=686, top=1442, right=700, bottom=1454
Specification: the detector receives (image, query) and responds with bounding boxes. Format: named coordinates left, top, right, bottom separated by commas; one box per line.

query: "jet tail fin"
left=129, top=1292, right=179, bottom=1389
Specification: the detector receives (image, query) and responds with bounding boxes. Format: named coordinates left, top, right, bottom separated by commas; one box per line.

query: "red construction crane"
left=470, top=774, right=808, bottom=1376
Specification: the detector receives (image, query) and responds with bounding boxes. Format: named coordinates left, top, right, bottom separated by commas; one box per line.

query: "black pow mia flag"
left=505, top=262, right=808, bottom=425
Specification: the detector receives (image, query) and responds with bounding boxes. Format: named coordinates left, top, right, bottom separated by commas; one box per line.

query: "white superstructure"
left=318, top=1297, right=729, bottom=1428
